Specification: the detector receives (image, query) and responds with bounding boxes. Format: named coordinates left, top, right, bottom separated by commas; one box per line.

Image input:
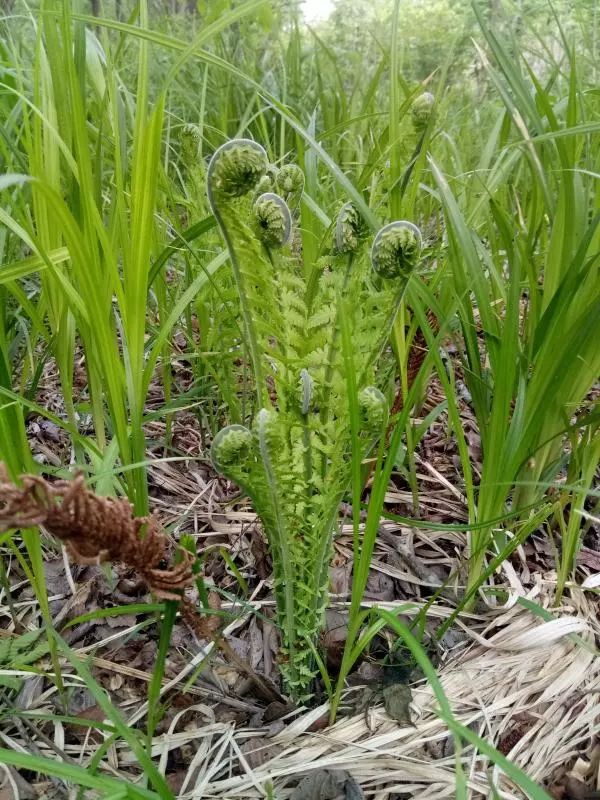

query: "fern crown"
left=206, top=138, right=424, bottom=699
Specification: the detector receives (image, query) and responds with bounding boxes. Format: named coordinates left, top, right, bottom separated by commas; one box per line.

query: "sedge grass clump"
left=206, top=139, right=422, bottom=700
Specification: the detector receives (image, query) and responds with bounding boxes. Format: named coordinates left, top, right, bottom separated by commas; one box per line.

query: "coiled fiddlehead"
left=210, top=425, right=254, bottom=473
left=180, top=123, right=208, bottom=214
left=335, top=202, right=364, bottom=254
left=357, top=220, right=423, bottom=386
left=253, top=173, right=275, bottom=199
left=253, top=193, right=292, bottom=248
left=276, top=164, right=305, bottom=212
left=298, top=368, right=314, bottom=415
left=207, top=138, right=268, bottom=201
left=371, top=221, right=422, bottom=279
left=180, top=123, right=201, bottom=165
left=359, top=386, right=388, bottom=431
left=411, top=91, right=435, bottom=131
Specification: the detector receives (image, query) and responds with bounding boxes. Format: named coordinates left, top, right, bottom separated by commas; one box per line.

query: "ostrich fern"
left=207, top=139, right=422, bottom=700
left=180, top=123, right=207, bottom=215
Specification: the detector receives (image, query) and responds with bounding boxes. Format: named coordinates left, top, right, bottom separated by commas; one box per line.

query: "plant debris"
left=0, top=465, right=217, bottom=638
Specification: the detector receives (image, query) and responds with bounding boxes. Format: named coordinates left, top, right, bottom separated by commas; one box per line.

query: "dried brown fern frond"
left=0, top=465, right=218, bottom=636
left=0, top=466, right=291, bottom=700
left=0, top=465, right=192, bottom=598
left=391, top=308, right=440, bottom=420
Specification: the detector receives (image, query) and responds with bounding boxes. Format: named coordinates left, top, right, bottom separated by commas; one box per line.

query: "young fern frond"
left=207, top=139, right=423, bottom=700
left=276, top=164, right=305, bottom=213
left=411, top=91, right=436, bottom=132
left=180, top=123, right=206, bottom=213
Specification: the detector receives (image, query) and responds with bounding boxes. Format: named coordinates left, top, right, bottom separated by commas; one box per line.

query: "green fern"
left=180, top=123, right=208, bottom=216
left=207, top=139, right=422, bottom=700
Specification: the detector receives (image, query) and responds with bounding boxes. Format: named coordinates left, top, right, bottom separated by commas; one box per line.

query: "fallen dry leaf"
left=290, top=769, right=364, bottom=800
left=329, top=563, right=351, bottom=597
left=364, top=569, right=395, bottom=601
left=240, top=736, right=284, bottom=769
left=53, top=579, right=94, bottom=627
left=0, top=767, right=36, bottom=800
left=320, top=610, right=348, bottom=670
left=166, top=770, right=187, bottom=795
left=577, top=548, right=600, bottom=571
left=383, top=683, right=413, bottom=726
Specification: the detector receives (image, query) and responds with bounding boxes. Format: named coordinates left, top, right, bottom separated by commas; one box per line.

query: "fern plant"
left=207, top=139, right=422, bottom=700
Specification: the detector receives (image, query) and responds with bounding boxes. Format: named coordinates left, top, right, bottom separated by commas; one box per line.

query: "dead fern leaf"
left=0, top=465, right=218, bottom=637
left=391, top=308, right=440, bottom=420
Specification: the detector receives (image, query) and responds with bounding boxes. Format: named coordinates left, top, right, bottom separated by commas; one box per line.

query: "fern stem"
left=256, top=410, right=298, bottom=687
left=213, top=206, right=267, bottom=408
left=318, top=254, right=354, bottom=476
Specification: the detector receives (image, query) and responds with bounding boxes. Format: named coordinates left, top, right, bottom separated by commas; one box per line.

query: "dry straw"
left=148, top=584, right=598, bottom=799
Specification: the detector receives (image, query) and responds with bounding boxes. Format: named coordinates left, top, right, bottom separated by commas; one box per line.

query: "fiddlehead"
left=334, top=201, right=365, bottom=254
left=210, top=424, right=254, bottom=475
left=371, top=220, right=422, bottom=279
left=253, top=164, right=280, bottom=199
left=210, top=425, right=257, bottom=498
left=180, top=123, right=207, bottom=213
left=359, top=386, right=388, bottom=432
left=298, top=368, right=314, bottom=415
left=411, top=91, right=435, bottom=131
left=276, top=164, right=305, bottom=212
left=252, top=193, right=292, bottom=248
left=180, top=123, right=201, bottom=164
left=362, top=221, right=423, bottom=381
left=207, top=138, right=268, bottom=200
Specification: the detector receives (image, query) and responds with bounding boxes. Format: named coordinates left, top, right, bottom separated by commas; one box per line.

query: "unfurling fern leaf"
left=252, top=193, right=292, bottom=248
left=207, top=139, right=423, bottom=701
left=276, top=164, right=305, bottom=213
left=371, top=220, right=422, bottom=279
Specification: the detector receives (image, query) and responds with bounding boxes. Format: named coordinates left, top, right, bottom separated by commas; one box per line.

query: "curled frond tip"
left=411, top=92, right=435, bottom=130
left=359, top=386, right=388, bottom=430
left=371, top=220, right=422, bottom=279
left=253, top=192, right=292, bottom=248
left=180, top=123, right=201, bottom=162
left=211, top=425, right=254, bottom=472
left=276, top=164, right=305, bottom=209
left=299, top=368, right=314, bottom=415
left=207, top=139, right=268, bottom=202
left=335, top=202, right=364, bottom=254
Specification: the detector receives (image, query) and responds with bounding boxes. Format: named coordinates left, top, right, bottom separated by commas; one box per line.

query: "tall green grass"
left=429, top=7, right=600, bottom=597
